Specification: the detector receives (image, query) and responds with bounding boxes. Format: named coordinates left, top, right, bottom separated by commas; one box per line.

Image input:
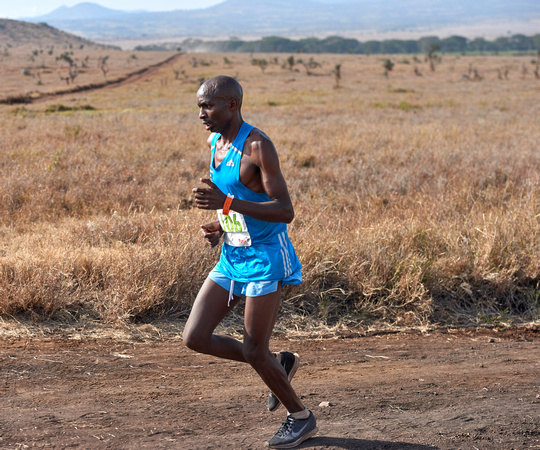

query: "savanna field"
left=0, top=48, right=539, bottom=334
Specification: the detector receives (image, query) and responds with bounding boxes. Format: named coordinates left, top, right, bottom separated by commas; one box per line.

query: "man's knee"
left=183, top=328, right=208, bottom=353
left=242, top=341, right=269, bottom=368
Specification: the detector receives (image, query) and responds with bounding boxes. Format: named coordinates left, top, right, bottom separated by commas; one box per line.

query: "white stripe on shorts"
left=278, top=232, right=292, bottom=277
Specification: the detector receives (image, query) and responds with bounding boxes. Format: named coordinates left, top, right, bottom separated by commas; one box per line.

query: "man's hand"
left=201, top=221, right=223, bottom=247
left=192, top=178, right=226, bottom=210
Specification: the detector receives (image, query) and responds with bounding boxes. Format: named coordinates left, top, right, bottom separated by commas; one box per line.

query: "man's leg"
left=253, top=290, right=318, bottom=449
left=242, top=286, right=305, bottom=414
left=183, top=276, right=246, bottom=362
left=184, top=277, right=304, bottom=412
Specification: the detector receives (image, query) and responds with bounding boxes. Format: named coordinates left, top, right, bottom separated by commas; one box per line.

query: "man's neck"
left=218, top=119, right=244, bottom=147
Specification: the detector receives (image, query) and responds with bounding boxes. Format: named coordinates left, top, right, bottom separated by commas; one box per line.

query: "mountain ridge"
left=38, top=3, right=125, bottom=20
left=23, top=1, right=540, bottom=43
left=0, top=18, right=112, bottom=48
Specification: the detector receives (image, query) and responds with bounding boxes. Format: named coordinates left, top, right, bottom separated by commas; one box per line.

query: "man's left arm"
left=248, top=137, right=294, bottom=223
left=192, top=136, right=294, bottom=223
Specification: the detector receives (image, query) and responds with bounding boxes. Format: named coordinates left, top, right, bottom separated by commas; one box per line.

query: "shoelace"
left=276, top=416, right=295, bottom=437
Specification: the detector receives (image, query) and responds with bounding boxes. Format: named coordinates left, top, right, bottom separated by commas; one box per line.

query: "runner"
left=183, top=75, right=318, bottom=448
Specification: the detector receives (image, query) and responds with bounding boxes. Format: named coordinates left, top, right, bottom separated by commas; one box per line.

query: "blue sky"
left=1, top=0, right=347, bottom=20
left=1, top=1, right=224, bottom=19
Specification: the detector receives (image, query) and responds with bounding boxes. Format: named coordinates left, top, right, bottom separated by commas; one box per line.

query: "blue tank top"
left=210, top=122, right=302, bottom=285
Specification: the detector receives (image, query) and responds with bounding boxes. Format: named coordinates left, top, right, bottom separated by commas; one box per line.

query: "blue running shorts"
left=209, top=268, right=279, bottom=298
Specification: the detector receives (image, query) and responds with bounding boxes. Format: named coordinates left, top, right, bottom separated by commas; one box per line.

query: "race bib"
left=217, top=210, right=252, bottom=247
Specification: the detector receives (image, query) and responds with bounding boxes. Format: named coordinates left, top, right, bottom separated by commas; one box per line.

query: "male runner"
left=183, top=75, right=318, bottom=448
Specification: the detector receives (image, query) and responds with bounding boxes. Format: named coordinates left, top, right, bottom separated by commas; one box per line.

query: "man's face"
left=196, top=87, right=231, bottom=134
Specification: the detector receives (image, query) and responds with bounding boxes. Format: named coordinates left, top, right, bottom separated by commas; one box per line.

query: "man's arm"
left=200, top=220, right=223, bottom=247
left=192, top=132, right=294, bottom=223
left=233, top=134, right=294, bottom=223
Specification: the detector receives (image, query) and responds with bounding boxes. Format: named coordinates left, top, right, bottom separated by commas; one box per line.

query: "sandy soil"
left=1, top=326, right=538, bottom=449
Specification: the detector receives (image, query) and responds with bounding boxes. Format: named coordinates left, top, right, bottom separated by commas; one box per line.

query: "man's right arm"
left=199, top=134, right=222, bottom=248
left=201, top=221, right=223, bottom=248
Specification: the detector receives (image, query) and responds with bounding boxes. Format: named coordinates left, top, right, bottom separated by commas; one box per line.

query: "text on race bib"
left=217, top=210, right=252, bottom=247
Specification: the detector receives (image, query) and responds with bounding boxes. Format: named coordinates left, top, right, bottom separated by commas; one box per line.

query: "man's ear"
left=228, top=97, right=239, bottom=111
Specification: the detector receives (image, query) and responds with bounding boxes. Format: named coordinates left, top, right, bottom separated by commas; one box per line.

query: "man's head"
left=199, top=75, right=243, bottom=108
left=196, top=76, right=244, bottom=134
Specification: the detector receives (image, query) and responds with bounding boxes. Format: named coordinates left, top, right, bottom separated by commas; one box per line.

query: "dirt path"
left=0, top=52, right=184, bottom=105
left=1, top=326, right=538, bottom=449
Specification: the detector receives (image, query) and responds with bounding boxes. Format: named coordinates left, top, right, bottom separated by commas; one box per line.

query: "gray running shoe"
left=267, top=351, right=300, bottom=412
left=266, top=410, right=318, bottom=448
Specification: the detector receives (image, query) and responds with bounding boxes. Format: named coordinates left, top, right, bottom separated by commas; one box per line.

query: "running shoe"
left=266, top=410, right=318, bottom=448
left=267, top=351, right=300, bottom=412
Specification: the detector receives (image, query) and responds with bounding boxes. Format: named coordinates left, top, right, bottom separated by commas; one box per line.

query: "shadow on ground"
left=299, top=436, right=437, bottom=449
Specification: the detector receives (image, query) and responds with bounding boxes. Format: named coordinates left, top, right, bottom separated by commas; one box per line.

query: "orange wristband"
left=222, top=194, right=234, bottom=215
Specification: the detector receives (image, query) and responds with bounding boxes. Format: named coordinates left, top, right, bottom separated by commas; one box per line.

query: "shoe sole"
left=266, top=425, right=319, bottom=448
left=268, top=352, right=300, bottom=412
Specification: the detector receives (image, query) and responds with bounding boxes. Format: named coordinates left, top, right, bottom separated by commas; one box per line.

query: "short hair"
left=200, top=75, right=243, bottom=108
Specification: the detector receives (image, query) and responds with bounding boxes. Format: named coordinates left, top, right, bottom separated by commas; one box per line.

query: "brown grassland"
left=0, top=47, right=539, bottom=335
left=0, top=18, right=178, bottom=102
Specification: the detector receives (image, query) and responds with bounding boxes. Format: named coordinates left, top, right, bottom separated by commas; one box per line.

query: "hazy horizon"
left=0, top=0, right=350, bottom=20
left=1, top=0, right=221, bottom=19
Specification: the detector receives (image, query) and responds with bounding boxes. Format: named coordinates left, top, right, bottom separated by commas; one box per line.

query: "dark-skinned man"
left=183, top=75, right=318, bottom=448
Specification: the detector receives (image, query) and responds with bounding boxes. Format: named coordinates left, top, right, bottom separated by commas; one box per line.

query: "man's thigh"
left=184, top=276, right=241, bottom=337
left=243, top=283, right=282, bottom=347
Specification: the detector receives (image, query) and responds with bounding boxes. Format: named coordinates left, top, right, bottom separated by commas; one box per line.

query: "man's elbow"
left=283, top=206, right=295, bottom=224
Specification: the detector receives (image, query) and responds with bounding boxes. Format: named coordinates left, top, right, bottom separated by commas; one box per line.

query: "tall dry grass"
left=0, top=51, right=538, bottom=329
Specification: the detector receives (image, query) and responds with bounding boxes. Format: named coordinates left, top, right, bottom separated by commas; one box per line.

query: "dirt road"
left=1, top=326, right=538, bottom=449
left=0, top=52, right=184, bottom=105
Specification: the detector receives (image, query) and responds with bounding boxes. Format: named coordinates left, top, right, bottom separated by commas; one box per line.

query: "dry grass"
left=0, top=50, right=538, bottom=332
left=0, top=43, right=176, bottom=100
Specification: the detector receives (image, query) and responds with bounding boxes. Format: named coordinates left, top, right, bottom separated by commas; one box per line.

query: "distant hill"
left=0, top=18, right=110, bottom=48
left=35, top=2, right=128, bottom=20
left=25, top=0, right=540, bottom=42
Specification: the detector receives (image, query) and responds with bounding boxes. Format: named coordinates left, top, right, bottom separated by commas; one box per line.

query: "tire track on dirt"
left=0, top=52, right=184, bottom=105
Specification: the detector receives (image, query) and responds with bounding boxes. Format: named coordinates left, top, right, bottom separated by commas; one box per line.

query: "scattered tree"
left=252, top=58, right=268, bottom=73
left=98, top=55, right=110, bottom=78
left=472, top=68, right=483, bottom=81
left=57, top=52, right=75, bottom=67
left=70, top=67, right=79, bottom=83
left=426, top=44, right=441, bottom=71
left=286, top=55, right=295, bottom=71
left=333, top=63, right=342, bottom=88
left=383, top=58, right=394, bottom=77
left=462, top=65, right=483, bottom=81
left=298, top=57, right=321, bottom=75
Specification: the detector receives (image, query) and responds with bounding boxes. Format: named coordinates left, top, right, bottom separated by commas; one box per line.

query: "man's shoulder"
left=207, top=132, right=217, bottom=147
left=245, top=127, right=274, bottom=150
